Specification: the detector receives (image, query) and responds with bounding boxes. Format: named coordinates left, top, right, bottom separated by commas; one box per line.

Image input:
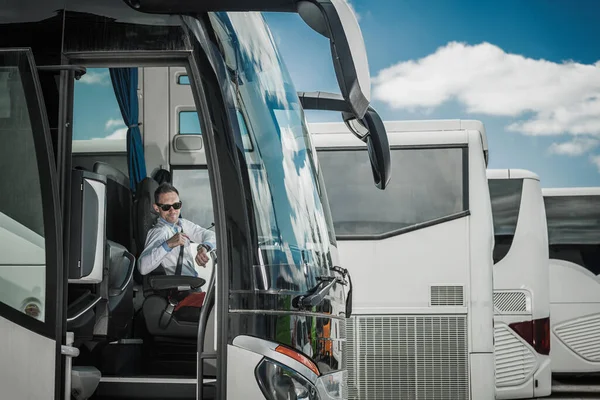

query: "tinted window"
left=544, top=195, right=600, bottom=245
left=488, top=179, right=523, bottom=263
left=172, top=169, right=215, bottom=229
left=179, top=110, right=202, bottom=135
left=0, top=52, right=47, bottom=321
left=317, top=147, right=466, bottom=237
left=545, top=195, right=600, bottom=275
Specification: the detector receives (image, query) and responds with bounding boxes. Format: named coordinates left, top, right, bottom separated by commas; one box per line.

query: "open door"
left=0, top=49, right=64, bottom=399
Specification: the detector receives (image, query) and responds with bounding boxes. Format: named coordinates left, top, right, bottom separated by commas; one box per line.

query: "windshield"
left=209, top=12, right=336, bottom=290
left=317, top=147, right=466, bottom=237
left=544, top=195, right=600, bottom=245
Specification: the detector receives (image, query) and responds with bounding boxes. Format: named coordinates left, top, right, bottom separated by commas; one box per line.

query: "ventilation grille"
left=346, top=315, right=469, bottom=400
left=494, top=324, right=537, bottom=387
left=430, top=285, right=464, bottom=306
left=345, top=317, right=357, bottom=398
left=493, top=291, right=528, bottom=314
left=554, top=313, right=600, bottom=362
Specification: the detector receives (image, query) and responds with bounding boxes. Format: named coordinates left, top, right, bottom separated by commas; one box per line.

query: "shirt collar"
left=159, top=217, right=182, bottom=229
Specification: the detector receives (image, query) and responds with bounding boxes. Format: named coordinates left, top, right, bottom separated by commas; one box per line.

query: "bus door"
left=0, top=48, right=65, bottom=400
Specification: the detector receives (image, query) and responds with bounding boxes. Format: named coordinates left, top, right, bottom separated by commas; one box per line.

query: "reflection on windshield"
left=210, top=12, right=335, bottom=290
left=544, top=195, right=600, bottom=245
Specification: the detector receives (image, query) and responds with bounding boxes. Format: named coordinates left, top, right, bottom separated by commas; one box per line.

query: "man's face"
left=154, top=191, right=181, bottom=224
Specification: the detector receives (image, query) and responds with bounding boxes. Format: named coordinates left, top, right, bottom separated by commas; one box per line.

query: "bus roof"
left=542, top=187, right=600, bottom=197
left=310, top=119, right=485, bottom=135
left=487, top=168, right=540, bottom=181
left=310, top=119, right=488, bottom=158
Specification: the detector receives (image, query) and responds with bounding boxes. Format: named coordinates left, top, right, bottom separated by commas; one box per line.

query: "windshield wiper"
left=293, top=276, right=339, bottom=310
left=332, top=266, right=353, bottom=318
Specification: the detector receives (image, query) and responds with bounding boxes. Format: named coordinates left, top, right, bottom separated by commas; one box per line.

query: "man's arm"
left=184, top=219, right=216, bottom=250
left=137, top=228, right=173, bottom=275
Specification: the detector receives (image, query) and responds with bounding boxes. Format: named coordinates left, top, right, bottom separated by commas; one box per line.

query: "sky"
left=73, top=1, right=600, bottom=189
left=264, top=0, right=600, bottom=188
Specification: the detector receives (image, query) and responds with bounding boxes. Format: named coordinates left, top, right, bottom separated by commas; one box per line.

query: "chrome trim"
left=66, top=296, right=101, bottom=322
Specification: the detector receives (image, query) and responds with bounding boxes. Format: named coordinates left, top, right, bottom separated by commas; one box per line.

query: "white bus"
left=0, top=1, right=391, bottom=399
left=487, top=169, right=551, bottom=399
left=311, top=120, right=495, bottom=400
left=542, top=187, right=600, bottom=378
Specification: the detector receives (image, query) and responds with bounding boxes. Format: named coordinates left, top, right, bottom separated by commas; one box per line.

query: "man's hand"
left=196, top=246, right=210, bottom=266
left=166, top=232, right=189, bottom=249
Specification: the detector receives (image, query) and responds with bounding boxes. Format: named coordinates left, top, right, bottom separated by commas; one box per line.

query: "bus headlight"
left=255, top=358, right=320, bottom=400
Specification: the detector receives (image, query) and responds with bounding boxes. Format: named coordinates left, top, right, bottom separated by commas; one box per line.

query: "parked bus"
left=487, top=169, right=551, bottom=399
left=311, top=120, right=495, bottom=400
left=0, top=1, right=391, bottom=399
left=542, top=188, right=600, bottom=378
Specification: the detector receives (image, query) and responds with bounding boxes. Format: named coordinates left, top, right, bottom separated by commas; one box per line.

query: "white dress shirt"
left=138, top=217, right=216, bottom=276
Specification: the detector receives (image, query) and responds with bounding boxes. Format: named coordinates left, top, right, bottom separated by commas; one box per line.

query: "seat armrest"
left=147, top=275, right=206, bottom=291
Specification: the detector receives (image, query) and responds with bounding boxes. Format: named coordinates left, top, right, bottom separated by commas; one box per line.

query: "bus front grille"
left=345, top=315, right=469, bottom=400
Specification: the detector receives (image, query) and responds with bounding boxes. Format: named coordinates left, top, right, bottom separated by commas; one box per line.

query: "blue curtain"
left=109, top=68, right=147, bottom=193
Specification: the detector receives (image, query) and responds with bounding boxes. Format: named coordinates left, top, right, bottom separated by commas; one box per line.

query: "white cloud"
left=591, top=155, right=600, bottom=173
left=79, top=71, right=110, bottom=86
left=372, top=41, right=600, bottom=137
left=105, top=118, right=125, bottom=130
left=548, top=137, right=600, bottom=156
left=92, top=128, right=127, bottom=140
left=105, top=128, right=127, bottom=140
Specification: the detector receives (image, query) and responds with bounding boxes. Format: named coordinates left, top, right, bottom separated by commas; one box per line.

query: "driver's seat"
left=133, top=176, right=207, bottom=338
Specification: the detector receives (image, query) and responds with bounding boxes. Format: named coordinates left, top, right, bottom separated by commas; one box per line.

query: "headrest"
left=152, top=168, right=172, bottom=185
left=133, top=177, right=159, bottom=256
left=93, top=162, right=129, bottom=189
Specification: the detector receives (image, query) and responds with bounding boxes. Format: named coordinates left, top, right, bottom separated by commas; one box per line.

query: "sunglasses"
left=156, top=201, right=182, bottom=212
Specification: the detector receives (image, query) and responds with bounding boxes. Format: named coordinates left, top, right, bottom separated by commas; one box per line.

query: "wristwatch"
left=197, top=243, right=211, bottom=252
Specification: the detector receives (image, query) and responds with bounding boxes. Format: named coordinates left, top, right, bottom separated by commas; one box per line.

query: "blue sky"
left=74, top=2, right=600, bottom=189
left=264, top=0, right=600, bottom=188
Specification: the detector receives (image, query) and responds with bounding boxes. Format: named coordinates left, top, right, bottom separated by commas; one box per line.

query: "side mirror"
left=298, top=91, right=391, bottom=190
left=297, top=0, right=370, bottom=118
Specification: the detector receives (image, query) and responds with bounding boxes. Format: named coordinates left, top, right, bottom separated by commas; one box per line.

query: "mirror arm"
left=297, top=91, right=351, bottom=112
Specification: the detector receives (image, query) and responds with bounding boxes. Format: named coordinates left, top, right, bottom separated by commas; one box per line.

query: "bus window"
left=0, top=55, right=47, bottom=321
left=318, top=147, right=466, bottom=237
left=178, top=110, right=202, bottom=135
left=545, top=195, right=600, bottom=275
left=72, top=67, right=128, bottom=174
left=177, top=74, right=190, bottom=85
left=488, top=179, right=523, bottom=263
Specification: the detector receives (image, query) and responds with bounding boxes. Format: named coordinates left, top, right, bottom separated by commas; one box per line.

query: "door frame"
left=0, top=48, right=65, bottom=399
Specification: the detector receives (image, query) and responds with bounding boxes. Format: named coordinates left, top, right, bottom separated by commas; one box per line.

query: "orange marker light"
left=275, top=345, right=320, bottom=376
